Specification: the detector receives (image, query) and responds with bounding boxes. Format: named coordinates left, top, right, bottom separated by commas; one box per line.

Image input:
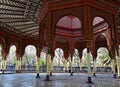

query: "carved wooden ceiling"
left=0, top=0, right=43, bottom=37
left=0, top=0, right=120, bottom=39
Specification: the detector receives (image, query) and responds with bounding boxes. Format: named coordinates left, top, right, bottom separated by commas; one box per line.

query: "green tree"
left=39, top=59, right=46, bottom=66
left=96, top=47, right=111, bottom=67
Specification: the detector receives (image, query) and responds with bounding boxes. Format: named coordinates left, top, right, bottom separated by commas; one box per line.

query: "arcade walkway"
left=0, top=73, right=120, bottom=87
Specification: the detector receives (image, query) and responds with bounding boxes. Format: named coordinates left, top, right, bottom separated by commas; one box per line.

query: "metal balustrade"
left=3, top=66, right=112, bottom=73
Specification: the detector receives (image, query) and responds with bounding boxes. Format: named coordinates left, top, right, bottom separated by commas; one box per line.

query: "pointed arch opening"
left=96, top=47, right=111, bottom=67
left=7, top=45, right=17, bottom=66
left=22, top=45, right=37, bottom=67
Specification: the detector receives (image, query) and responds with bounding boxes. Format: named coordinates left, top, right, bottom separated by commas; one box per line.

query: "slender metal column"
left=64, top=59, right=68, bottom=72
left=111, top=59, right=116, bottom=78
left=2, top=51, right=6, bottom=74
left=19, top=57, right=22, bottom=72
left=15, top=59, right=19, bottom=72
left=36, top=58, right=40, bottom=78
left=87, top=47, right=92, bottom=83
left=2, top=58, right=6, bottom=73
left=70, top=54, right=73, bottom=76
left=46, top=53, right=51, bottom=80
left=50, top=59, right=53, bottom=76
left=116, top=49, right=120, bottom=79
left=93, top=59, right=96, bottom=76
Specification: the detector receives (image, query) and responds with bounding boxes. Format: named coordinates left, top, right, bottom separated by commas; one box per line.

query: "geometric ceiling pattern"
left=0, top=0, right=43, bottom=37
left=0, top=0, right=120, bottom=38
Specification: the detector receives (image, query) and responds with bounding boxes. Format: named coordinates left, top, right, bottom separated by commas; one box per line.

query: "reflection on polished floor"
left=0, top=73, right=120, bottom=87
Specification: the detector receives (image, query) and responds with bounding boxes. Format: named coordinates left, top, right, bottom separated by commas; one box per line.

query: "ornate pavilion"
left=0, top=0, right=120, bottom=83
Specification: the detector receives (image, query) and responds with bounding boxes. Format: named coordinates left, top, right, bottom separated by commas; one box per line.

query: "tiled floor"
left=0, top=73, right=120, bottom=87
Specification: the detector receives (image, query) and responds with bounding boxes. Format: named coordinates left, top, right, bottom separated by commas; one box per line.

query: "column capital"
left=92, top=52, right=97, bottom=60
left=85, top=40, right=91, bottom=48
left=85, top=40, right=91, bottom=53
left=37, top=47, right=41, bottom=58
left=2, top=50, right=7, bottom=59
left=47, top=47, right=51, bottom=54
left=112, top=51, right=116, bottom=58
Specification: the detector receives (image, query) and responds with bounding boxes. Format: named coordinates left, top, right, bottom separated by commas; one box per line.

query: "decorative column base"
left=35, top=73, right=40, bottom=78
left=65, top=70, right=67, bottom=72
left=2, top=70, right=4, bottom=74
left=87, top=77, right=92, bottom=83
left=50, top=72, right=52, bottom=76
left=16, top=70, right=21, bottom=73
left=113, top=74, right=116, bottom=78
left=16, top=70, right=18, bottom=73
left=118, top=76, right=120, bottom=80
left=93, top=73, right=96, bottom=76
left=46, top=75, right=50, bottom=81
left=70, top=72, right=73, bottom=76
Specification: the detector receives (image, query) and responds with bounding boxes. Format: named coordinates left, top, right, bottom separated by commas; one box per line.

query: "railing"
left=4, top=66, right=112, bottom=73
left=96, top=67, right=112, bottom=73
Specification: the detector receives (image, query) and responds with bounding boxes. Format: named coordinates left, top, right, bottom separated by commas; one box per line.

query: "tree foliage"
left=96, top=47, right=111, bottom=66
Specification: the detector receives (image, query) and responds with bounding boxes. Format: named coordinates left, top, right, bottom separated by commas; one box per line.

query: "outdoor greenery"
left=96, top=47, right=111, bottom=67
left=6, top=45, right=17, bottom=66
left=39, top=59, right=46, bottom=66
left=0, top=44, right=118, bottom=68
left=22, top=45, right=37, bottom=66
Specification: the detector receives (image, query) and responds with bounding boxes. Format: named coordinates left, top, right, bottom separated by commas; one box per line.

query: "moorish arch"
left=92, top=16, right=112, bottom=58
left=82, top=48, right=93, bottom=67
left=96, top=47, right=111, bottom=67
left=7, top=43, right=19, bottom=56
left=52, top=9, right=83, bottom=37
left=95, top=35, right=108, bottom=57
left=6, top=45, right=17, bottom=66
left=22, top=45, right=37, bottom=66
left=0, top=0, right=119, bottom=83
left=72, top=48, right=80, bottom=67
left=53, top=48, right=64, bottom=66
left=91, top=8, right=118, bottom=42
left=55, top=15, right=82, bottom=58
left=39, top=46, right=49, bottom=66
left=54, top=37, right=69, bottom=60
left=75, top=39, right=86, bottom=59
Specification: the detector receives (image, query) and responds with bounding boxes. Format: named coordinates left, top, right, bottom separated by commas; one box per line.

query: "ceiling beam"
left=0, top=17, right=25, bottom=19
left=0, top=3, right=25, bottom=9
left=0, top=12, right=24, bottom=16
left=29, top=0, right=42, bottom=5
left=22, top=28, right=39, bottom=33
left=12, top=22, right=35, bottom=27
left=0, top=15, right=24, bottom=19
left=16, top=25, right=38, bottom=30
left=1, top=19, right=29, bottom=23
left=26, top=29, right=39, bottom=35
left=9, top=0, right=27, bottom=4
left=21, top=26, right=39, bottom=31
left=0, top=8, right=24, bottom=12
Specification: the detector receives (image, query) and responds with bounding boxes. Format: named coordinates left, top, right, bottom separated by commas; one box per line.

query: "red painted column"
left=83, top=6, right=93, bottom=40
